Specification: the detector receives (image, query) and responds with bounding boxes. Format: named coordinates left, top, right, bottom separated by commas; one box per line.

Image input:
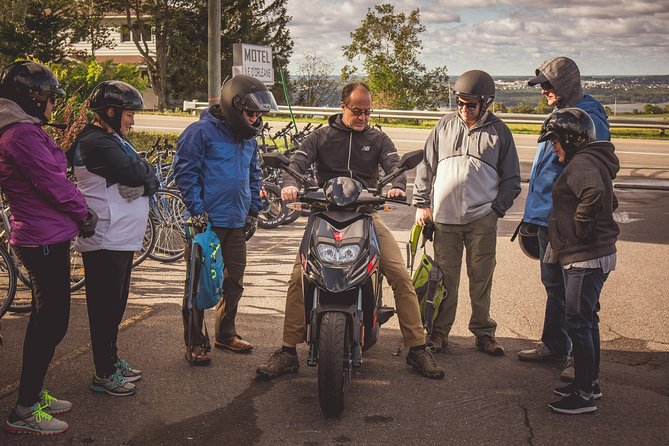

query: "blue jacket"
left=523, top=95, right=610, bottom=227
left=173, top=107, right=262, bottom=228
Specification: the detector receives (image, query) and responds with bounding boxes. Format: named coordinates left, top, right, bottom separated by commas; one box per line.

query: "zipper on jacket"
left=347, top=132, right=353, bottom=179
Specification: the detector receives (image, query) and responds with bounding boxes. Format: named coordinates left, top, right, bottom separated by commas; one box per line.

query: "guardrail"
left=182, top=101, right=669, bottom=132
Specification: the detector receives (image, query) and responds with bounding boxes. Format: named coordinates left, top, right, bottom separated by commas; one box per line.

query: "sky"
left=284, top=0, right=669, bottom=77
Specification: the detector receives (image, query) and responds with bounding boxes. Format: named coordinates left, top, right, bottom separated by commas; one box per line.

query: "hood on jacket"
left=577, top=95, right=608, bottom=131
left=572, top=141, right=620, bottom=179
left=327, top=113, right=375, bottom=134
left=0, top=98, right=41, bottom=130
left=535, top=57, right=583, bottom=108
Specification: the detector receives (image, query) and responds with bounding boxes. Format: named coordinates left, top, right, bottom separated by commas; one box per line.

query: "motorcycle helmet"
left=0, top=60, right=65, bottom=123
left=518, top=223, right=540, bottom=260
left=538, top=107, right=595, bottom=156
left=220, top=75, right=278, bottom=140
left=88, top=80, right=144, bottom=135
left=452, top=69, right=495, bottom=114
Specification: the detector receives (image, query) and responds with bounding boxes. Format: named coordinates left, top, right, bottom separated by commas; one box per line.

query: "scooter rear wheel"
left=318, top=312, right=351, bottom=417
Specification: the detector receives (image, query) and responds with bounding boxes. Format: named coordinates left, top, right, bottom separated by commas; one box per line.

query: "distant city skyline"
left=285, top=0, right=669, bottom=77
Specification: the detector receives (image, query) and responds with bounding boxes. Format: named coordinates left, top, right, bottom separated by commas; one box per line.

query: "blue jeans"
left=538, top=227, right=571, bottom=357
left=563, top=267, right=607, bottom=394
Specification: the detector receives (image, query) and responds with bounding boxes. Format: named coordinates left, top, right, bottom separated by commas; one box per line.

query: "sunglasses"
left=456, top=99, right=479, bottom=110
left=344, top=104, right=373, bottom=116
left=243, top=110, right=265, bottom=118
left=540, top=81, right=554, bottom=90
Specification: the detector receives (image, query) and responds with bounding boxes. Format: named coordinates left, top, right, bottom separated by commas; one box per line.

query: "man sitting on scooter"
left=256, top=81, right=444, bottom=380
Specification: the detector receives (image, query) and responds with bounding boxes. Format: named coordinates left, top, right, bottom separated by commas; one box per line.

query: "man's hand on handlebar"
left=386, top=188, right=406, bottom=199
left=281, top=185, right=299, bottom=202
left=415, top=207, right=433, bottom=226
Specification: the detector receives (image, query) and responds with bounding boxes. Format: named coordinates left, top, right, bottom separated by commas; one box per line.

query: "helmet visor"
left=234, top=90, right=278, bottom=113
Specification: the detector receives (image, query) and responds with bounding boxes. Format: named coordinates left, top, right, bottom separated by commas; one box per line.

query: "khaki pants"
left=432, top=211, right=499, bottom=342
left=282, top=212, right=425, bottom=347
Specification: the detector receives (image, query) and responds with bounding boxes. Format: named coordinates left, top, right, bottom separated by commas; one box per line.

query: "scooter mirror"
left=398, top=149, right=424, bottom=170
left=261, top=152, right=291, bottom=169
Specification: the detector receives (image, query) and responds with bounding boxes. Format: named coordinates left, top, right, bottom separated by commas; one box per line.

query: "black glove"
left=422, top=220, right=435, bottom=242
left=190, top=212, right=208, bottom=230
left=79, top=208, right=98, bottom=238
left=245, top=215, right=258, bottom=241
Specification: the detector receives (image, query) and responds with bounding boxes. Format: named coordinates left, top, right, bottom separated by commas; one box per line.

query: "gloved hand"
left=245, top=215, right=258, bottom=241
left=79, top=208, right=98, bottom=238
left=118, top=184, right=145, bottom=201
left=190, top=213, right=209, bottom=230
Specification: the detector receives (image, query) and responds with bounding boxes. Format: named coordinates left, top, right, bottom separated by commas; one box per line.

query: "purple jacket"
left=0, top=99, right=87, bottom=246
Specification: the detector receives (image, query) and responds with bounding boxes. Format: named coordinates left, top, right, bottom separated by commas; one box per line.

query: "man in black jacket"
left=538, top=108, right=619, bottom=415
left=256, top=82, right=444, bottom=380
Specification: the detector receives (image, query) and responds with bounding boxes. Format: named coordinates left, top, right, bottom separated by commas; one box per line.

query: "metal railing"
left=182, top=101, right=669, bottom=132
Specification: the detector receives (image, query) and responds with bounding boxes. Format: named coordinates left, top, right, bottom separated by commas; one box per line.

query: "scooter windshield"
left=324, top=177, right=362, bottom=207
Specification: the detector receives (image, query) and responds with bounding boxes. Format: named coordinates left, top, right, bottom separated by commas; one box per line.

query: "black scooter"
left=262, top=149, right=423, bottom=417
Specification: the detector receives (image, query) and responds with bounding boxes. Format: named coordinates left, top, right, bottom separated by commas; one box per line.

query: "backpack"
left=406, top=223, right=447, bottom=334
left=192, top=223, right=224, bottom=310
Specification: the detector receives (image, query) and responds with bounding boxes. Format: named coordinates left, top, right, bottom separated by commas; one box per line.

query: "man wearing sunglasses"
left=256, top=81, right=445, bottom=381
left=173, top=75, right=278, bottom=364
left=413, top=69, right=521, bottom=357
left=517, top=57, right=610, bottom=382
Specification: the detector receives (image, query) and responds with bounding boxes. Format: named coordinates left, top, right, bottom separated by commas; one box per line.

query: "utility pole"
left=208, top=0, right=221, bottom=106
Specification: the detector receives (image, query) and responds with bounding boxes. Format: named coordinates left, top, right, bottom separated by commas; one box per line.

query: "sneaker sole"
left=255, top=366, right=298, bottom=380
left=43, top=406, right=72, bottom=415
left=90, top=384, right=137, bottom=396
left=553, top=389, right=603, bottom=400
left=4, top=421, right=68, bottom=435
left=548, top=403, right=597, bottom=414
left=122, top=374, right=143, bottom=383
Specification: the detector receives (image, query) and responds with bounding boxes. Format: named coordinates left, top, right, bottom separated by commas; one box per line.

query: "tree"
left=510, top=103, right=535, bottom=114
left=341, top=3, right=448, bottom=110
left=291, top=53, right=339, bottom=107
left=643, top=103, right=663, bottom=114
left=534, top=96, right=553, bottom=114
left=72, top=0, right=117, bottom=57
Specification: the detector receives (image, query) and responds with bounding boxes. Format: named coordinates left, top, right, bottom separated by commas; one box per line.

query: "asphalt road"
left=0, top=115, right=667, bottom=445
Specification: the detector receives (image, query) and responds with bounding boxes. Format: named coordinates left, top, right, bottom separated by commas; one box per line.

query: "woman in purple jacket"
left=0, top=61, right=96, bottom=436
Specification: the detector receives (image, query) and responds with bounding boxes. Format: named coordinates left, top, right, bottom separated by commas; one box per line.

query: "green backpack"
left=406, top=223, right=447, bottom=334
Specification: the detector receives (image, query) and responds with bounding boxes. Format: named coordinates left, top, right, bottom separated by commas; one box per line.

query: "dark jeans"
left=82, top=250, right=134, bottom=377
left=563, top=267, right=607, bottom=394
left=183, top=227, right=246, bottom=346
left=538, top=226, right=571, bottom=357
left=14, top=242, right=71, bottom=407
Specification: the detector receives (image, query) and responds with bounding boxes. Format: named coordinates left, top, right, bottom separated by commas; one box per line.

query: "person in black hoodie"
left=537, top=108, right=619, bottom=415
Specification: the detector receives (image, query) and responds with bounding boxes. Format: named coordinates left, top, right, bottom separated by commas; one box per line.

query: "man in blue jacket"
left=173, top=75, right=277, bottom=364
left=516, top=57, right=610, bottom=381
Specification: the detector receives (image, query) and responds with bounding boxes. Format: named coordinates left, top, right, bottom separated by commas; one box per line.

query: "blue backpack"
left=192, top=224, right=223, bottom=310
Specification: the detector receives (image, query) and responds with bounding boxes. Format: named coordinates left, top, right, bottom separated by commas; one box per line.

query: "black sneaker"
left=548, top=392, right=597, bottom=415
left=256, top=349, right=299, bottom=380
left=406, top=347, right=445, bottom=379
left=554, top=382, right=602, bottom=400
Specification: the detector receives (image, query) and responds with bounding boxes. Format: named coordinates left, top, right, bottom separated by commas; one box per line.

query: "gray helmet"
left=538, top=107, right=595, bottom=156
left=0, top=60, right=65, bottom=122
left=220, top=75, right=278, bottom=140
left=452, top=69, right=495, bottom=113
left=88, top=80, right=144, bottom=135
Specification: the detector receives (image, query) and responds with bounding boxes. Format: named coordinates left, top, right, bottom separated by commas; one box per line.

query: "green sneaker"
left=256, top=349, right=299, bottom=380
left=5, top=403, right=68, bottom=435
left=39, top=389, right=72, bottom=415
left=116, top=358, right=142, bottom=382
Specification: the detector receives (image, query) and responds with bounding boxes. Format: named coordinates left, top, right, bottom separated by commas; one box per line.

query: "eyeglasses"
left=456, top=99, right=479, bottom=110
left=343, top=104, right=373, bottom=116
left=540, top=81, right=554, bottom=90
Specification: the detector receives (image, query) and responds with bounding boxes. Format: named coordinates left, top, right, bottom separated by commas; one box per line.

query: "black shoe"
left=554, top=382, right=602, bottom=400
left=548, top=392, right=597, bottom=415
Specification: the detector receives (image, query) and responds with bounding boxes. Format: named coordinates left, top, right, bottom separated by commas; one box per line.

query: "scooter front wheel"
left=317, top=312, right=351, bottom=417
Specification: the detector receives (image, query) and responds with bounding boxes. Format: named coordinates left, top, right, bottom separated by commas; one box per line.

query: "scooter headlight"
left=316, top=243, right=361, bottom=264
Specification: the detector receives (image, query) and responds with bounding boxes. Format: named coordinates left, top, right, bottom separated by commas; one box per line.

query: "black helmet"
left=538, top=107, right=595, bottom=155
left=519, top=223, right=540, bottom=260
left=220, top=75, right=278, bottom=140
left=452, top=69, right=495, bottom=113
left=0, top=60, right=65, bottom=122
left=89, top=80, right=144, bottom=134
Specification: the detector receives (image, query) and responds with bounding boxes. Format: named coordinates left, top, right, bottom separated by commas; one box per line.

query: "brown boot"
left=475, top=335, right=505, bottom=356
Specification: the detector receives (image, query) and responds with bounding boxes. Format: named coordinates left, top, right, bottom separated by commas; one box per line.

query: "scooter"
left=261, top=149, right=423, bottom=417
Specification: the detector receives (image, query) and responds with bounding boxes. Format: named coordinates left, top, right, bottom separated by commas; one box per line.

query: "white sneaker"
left=517, top=342, right=567, bottom=362
left=5, top=403, right=69, bottom=435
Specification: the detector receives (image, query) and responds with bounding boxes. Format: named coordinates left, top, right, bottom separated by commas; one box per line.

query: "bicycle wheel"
left=149, top=190, right=186, bottom=262
left=133, top=217, right=156, bottom=268
left=0, top=245, right=17, bottom=317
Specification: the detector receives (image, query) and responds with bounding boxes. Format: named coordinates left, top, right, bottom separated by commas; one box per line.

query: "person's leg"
left=213, top=227, right=246, bottom=341
left=372, top=213, right=424, bottom=347
left=563, top=267, right=607, bottom=396
left=282, top=252, right=307, bottom=347
left=111, top=251, right=134, bottom=365
left=14, top=242, right=71, bottom=407
left=463, top=212, right=498, bottom=338
left=537, top=226, right=570, bottom=357
left=432, top=222, right=465, bottom=345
